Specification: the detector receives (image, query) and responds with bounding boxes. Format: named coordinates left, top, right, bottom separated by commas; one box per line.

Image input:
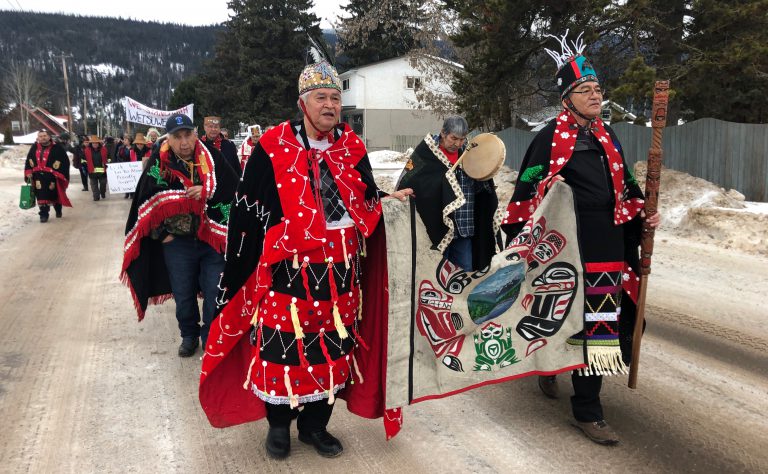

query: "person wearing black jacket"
left=500, top=32, right=660, bottom=446
left=121, top=114, right=238, bottom=358
left=24, top=130, right=71, bottom=222
left=72, top=135, right=90, bottom=191
left=200, top=116, right=241, bottom=175
left=397, top=116, right=500, bottom=272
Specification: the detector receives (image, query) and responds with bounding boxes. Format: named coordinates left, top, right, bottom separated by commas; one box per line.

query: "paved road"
left=1, top=189, right=766, bottom=473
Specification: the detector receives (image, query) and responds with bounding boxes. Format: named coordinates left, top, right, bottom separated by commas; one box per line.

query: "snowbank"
left=11, top=132, right=40, bottom=145
left=633, top=162, right=767, bottom=256
left=0, top=145, right=32, bottom=242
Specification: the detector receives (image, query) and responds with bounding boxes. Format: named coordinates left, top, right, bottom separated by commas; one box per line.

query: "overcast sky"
left=5, top=0, right=348, bottom=28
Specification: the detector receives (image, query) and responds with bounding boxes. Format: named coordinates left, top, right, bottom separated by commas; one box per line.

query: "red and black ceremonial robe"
left=121, top=140, right=238, bottom=320
left=202, top=134, right=241, bottom=175
left=25, top=142, right=72, bottom=207
left=199, top=120, right=390, bottom=428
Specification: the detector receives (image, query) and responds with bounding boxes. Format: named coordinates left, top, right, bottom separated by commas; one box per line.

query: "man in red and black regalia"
left=238, top=124, right=261, bottom=169
left=121, top=114, right=238, bottom=357
left=84, top=135, right=109, bottom=201
left=199, top=58, right=412, bottom=459
left=24, top=129, right=71, bottom=222
left=201, top=115, right=241, bottom=175
left=501, top=32, right=661, bottom=445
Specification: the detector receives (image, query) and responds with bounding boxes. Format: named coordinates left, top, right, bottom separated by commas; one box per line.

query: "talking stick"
left=628, top=80, right=670, bottom=389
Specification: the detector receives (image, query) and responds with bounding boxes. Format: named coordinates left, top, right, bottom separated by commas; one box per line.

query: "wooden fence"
left=493, top=118, right=768, bottom=201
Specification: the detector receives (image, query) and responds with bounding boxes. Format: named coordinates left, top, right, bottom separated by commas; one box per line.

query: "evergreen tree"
left=680, top=0, right=768, bottom=122
left=446, top=0, right=612, bottom=130
left=611, top=55, right=656, bottom=117
left=189, top=0, right=323, bottom=129
left=337, top=0, right=421, bottom=69
left=231, top=0, right=323, bottom=125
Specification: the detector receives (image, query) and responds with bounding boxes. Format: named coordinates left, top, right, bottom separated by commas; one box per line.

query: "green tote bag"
left=19, top=183, right=36, bottom=210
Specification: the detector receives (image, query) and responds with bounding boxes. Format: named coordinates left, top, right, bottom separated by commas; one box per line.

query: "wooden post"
left=628, top=80, right=670, bottom=389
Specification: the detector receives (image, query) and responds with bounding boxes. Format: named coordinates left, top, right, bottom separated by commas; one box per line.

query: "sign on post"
left=107, top=162, right=143, bottom=193
left=124, top=97, right=194, bottom=128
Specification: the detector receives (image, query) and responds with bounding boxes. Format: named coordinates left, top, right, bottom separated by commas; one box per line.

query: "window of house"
left=342, top=79, right=350, bottom=91
left=409, top=56, right=418, bottom=68
left=11, top=121, right=20, bottom=131
left=601, top=108, right=612, bottom=121
left=406, top=76, right=422, bottom=89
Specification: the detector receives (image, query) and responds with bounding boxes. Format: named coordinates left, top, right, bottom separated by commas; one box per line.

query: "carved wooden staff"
left=628, top=80, right=670, bottom=389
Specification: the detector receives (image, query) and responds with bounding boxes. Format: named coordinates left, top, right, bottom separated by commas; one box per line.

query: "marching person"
left=201, top=115, right=241, bottom=174
left=115, top=133, right=132, bottom=163
left=84, top=135, right=109, bottom=201
left=57, top=132, right=74, bottom=155
left=24, top=129, right=71, bottom=222
left=198, top=57, right=412, bottom=460
left=73, top=135, right=90, bottom=191
left=130, top=133, right=152, bottom=164
left=238, top=124, right=261, bottom=169
left=121, top=114, right=238, bottom=357
left=501, top=32, right=661, bottom=445
left=118, top=132, right=152, bottom=199
left=146, top=128, right=161, bottom=150
left=397, top=116, right=500, bottom=271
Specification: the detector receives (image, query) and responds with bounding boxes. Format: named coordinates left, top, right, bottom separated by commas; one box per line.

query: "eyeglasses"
left=570, top=87, right=605, bottom=97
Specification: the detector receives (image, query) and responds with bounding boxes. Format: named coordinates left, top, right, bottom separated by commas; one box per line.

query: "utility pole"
left=83, top=91, right=88, bottom=135
left=56, top=53, right=74, bottom=134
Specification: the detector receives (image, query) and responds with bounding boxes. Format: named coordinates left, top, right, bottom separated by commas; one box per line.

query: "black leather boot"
left=265, top=426, right=291, bottom=459
left=298, top=429, right=343, bottom=458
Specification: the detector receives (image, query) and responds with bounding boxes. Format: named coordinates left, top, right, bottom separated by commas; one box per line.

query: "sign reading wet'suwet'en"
left=124, top=97, right=193, bottom=128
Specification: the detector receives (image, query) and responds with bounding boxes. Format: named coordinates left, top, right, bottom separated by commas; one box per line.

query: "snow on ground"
left=79, top=63, right=129, bottom=77
left=633, top=162, right=768, bottom=256
left=0, top=145, right=33, bottom=242
left=10, top=132, right=40, bottom=145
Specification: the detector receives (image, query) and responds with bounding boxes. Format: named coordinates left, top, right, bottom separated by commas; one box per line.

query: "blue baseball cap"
left=165, top=114, right=195, bottom=134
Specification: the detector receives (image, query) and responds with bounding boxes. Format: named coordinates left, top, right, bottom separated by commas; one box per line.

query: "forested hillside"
left=0, top=11, right=222, bottom=132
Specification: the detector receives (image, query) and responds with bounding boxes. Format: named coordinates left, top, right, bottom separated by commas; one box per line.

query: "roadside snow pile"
left=633, top=161, right=768, bottom=256
left=0, top=145, right=33, bottom=242
left=370, top=150, right=409, bottom=194
left=369, top=150, right=407, bottom=167
left=0, top=145, right=30, bottom=169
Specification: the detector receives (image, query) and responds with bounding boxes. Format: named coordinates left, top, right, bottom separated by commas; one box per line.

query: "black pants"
left=38, top=203, right=62, bottom=218
left=79, top=167, right=89, bottom=190
left=266, top=400, right=334, bottom=433
left=89, top=175, right=107, bottom=200
left=571, top=373, right=603, bottom=422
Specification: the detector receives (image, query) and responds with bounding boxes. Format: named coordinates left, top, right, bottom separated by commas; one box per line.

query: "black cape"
left=398, top=137, right=499, bottom=271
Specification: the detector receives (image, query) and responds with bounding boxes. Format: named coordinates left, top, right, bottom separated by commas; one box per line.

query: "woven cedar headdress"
left=544, top=30, right=599, bottom=99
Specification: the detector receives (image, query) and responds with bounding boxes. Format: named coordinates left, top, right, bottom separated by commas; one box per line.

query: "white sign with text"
left=124, top=97, right=193, bottom=128
left=107, top=162, right=143, bottom=193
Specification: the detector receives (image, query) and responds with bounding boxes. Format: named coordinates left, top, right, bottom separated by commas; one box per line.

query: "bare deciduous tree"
left=2, top=61, right=47, bottom=134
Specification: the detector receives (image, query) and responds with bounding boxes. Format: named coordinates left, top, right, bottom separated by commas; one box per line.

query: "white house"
left=339, top=55, right=460, bottom=152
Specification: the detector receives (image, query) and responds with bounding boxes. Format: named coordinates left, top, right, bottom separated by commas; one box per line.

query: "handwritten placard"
left=107, top=162, right=143, bottom=193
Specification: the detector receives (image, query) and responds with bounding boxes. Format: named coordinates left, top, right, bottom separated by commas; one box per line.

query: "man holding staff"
left=501, top=32, right=661, bottom=445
